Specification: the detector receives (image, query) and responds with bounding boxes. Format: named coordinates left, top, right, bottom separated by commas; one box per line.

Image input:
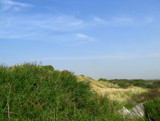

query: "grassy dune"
left=77, top=75, right=148, bottom=103
left=77, top=75, right=160, bottom=120
left=0, top=63, right=159, bottom=120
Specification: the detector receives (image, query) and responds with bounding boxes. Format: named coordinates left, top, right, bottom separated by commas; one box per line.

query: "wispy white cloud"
left=93, top=16, right=109, bottom=25
left=0, top=13, right=96, bottom=44
left=76, top=33, right=95, bottom=41
left=29, top=15, right=85, bottom=31
left=92, top=16, right=134, bottom=27
left=92, top=15, right=155, bottom=27
left=0, top=0, right=32, bottom=11
left=0, top=6, right=156, bottom=44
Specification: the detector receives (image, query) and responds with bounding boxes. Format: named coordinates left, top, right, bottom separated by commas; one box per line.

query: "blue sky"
left=0, top=0, right=160, bottom=79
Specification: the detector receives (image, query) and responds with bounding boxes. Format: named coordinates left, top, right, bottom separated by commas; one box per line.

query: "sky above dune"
left=0, top=0, right=160, bottom=79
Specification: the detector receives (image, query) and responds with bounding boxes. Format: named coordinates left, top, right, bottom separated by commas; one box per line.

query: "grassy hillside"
left=77, top=75, right=148, bottom=103
left=77, top=75, right=160, bottom=120
left=0, top=63, right=159, bottom=120
left=98, top=78, right=160, bottom=89
left=0, top=63, right=126, bottom=121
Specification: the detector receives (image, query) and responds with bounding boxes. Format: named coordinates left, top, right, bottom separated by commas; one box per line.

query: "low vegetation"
left=0, top=63, right=125, bottom=121
left=98, top=78, right=160, bottom=89
left=97, top=78, right=160, bottom=120
left=144, top=99, right=160, bottom=121
left=131, top=89, right=160, bottom=104
left=0, top=63, right=159, bottom=120
left=78, top=75, right=148, bottom=103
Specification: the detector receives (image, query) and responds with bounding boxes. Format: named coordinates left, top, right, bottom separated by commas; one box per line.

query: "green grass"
left=144, top=99, right=160, bottom=121
left=0, top=63, right=126, bottom=121
left=98, top=78, right=160, bottom=89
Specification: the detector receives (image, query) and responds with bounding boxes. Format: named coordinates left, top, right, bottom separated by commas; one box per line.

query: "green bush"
left=98, top=78, right=108, bottom=82
left=131, top=89, right=160, bottom=104
left=144, top=99, right=160, bottom=121
left=0, top=63, right=126, bottom=121
left=99, top=78, right=160, bottom=89
left=42, top=65, right=54, bottom=71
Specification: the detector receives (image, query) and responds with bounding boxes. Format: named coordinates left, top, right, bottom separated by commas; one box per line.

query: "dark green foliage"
left=126, top=89, right=160, bottom=110
left=131, top=89, right=160, bottom=104
left=98, top=78, right=108, bottom=82
left=0, top=63, right=126, bottom=121
left=42, top=65, right=54, bottom=71
left=109, top=79, right=149, bottom=88
left=151, top=81, right=160, bottom=88
left=144, top=99, right=160, bottom=121
left=99, top=78, right=160, bottom=89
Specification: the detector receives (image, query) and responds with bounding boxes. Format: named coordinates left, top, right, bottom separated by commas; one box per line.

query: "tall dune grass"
left=77, top=75, right=148, bottom=103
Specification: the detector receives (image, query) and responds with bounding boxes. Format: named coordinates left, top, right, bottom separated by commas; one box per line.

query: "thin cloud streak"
left=76, top=33, right=95, bottom=41
left=0, top=4, right=156, bottom=44
left=92, top=16, right=155, bottom=27
left=0, top=0, right=32, bottom=11
left=0, top=14, right=94, bottom=43
left=0, top=14, right=85, bottom=32
left=93, top=16, right=109, bottom=25
left=0, top=14, right=154, bottom=39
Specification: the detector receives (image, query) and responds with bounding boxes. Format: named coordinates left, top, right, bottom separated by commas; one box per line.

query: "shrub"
left=131, top=89, right=160, bottom=104
left=98, top=78, right=108, bottom=82
left=0, top=63, right=126, bottom=121
left=103, top=79, right=160, bottom=89
left=144, top=99, right=160, bottom=121
left=42, top=65, right=54, bottom=71
left=151, top=81, right=160, bottom=88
